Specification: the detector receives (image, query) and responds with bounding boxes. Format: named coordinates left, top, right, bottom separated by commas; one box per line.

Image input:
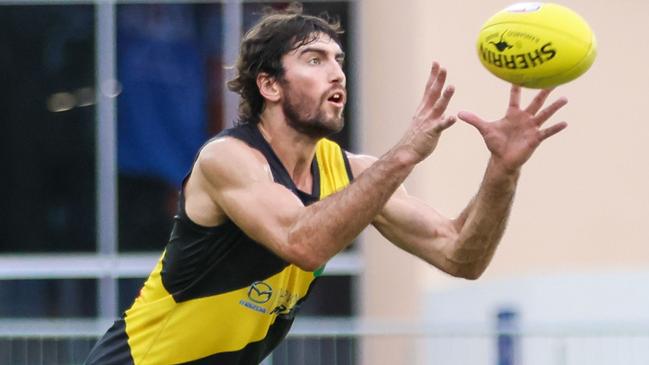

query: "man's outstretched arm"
left=358, top=86, right=568, bottom=279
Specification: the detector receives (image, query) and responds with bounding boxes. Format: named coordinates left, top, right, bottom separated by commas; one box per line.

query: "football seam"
left=480, top=20, right=593, bottom=47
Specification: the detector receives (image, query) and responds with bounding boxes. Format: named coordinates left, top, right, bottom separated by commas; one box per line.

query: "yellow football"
left=477, top=2, right=597, bottom=88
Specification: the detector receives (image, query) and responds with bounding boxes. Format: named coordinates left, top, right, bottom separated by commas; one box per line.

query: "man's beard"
left=281, top=87, right=345, bottom=139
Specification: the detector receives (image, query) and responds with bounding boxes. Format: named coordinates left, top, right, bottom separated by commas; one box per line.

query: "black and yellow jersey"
left=85, top=123, right=354, bottom=365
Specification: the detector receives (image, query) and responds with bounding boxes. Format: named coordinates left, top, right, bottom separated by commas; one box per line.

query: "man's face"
left=278, top=34, right=346, bottom=138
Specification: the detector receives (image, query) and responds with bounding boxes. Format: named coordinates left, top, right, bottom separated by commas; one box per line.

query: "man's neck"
left=257, top=116, right=319, bottom=193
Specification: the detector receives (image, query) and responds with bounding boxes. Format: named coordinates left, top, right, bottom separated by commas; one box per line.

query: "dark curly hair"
left=226, top=3, right=344, bottom=125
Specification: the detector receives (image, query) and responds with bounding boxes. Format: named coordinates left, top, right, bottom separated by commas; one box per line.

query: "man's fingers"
left=434, top=115, right=457, bottom=132
left=525, top=88, right=555, bottom=115
left=429, top=68, right=447, bottom=104
left=431, top=85, right=455, bottom=117
left=417, top=67, right=447, bottom=115
left=540, top=121, right=568, bottom=141
left=415, top=62, right=441, bottom=115
left=508, top=84, right=522, bottom=109
left=457, top=111, right=487, bottom=134
left=424, top=62, right=440, bottom=93
left=534, top=97, right=568, bottom=125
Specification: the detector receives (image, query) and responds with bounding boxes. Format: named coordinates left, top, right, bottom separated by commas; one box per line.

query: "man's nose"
left=329, top=62, right=346, bottom=86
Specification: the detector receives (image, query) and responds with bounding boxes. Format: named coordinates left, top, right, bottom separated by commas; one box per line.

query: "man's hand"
left=457, top=85, right=568, bottom=173
left=394, top=62, right=456, bottom=165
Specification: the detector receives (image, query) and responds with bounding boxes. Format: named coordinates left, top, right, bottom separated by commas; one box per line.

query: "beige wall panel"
left=358, top=1, right=435, bottom=364
left=359, top=0, right=649, bottom=316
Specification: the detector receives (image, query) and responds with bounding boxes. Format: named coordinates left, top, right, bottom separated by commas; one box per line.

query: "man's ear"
left=256, top=72, right=281, bottom=103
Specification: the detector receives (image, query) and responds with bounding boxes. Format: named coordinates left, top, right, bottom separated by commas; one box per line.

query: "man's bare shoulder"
left=346, top=152, right=378, bottom=177
left=184, top=136, right=276, bottom=227
left=196, top=136, right=272, bottom=188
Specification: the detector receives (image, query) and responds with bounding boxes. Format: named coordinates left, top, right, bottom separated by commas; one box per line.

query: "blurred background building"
left=1, top=0, right=648, bottom=364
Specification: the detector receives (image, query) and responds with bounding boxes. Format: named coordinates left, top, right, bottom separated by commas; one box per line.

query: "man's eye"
left=308, top=57, right=321, bottom=65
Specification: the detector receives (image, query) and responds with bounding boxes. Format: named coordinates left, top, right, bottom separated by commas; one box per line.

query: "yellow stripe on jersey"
left=315, top=138, right=351, bottom=197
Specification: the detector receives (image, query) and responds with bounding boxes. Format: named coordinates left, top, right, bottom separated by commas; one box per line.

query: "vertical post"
left=555, top=338, right=567, bottom=365
left=95, top=0, right=118, bottom=320
left=260, top=354, right=273, bottom=365
left=347, top=4, right=363, bottom=364
left=222, top=0, right=242, bottom=128
left=349, top=0, right=362, bottom=153
left=496, top=308, right=520, bottom=365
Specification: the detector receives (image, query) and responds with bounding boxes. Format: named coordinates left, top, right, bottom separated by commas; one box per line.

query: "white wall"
left=421, top=271, right=649, bottom=365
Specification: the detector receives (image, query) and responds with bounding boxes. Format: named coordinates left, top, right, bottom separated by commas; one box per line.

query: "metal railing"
left=2, top=319, right=649, bottom=365
left=0, top=252, right=362, bottom=280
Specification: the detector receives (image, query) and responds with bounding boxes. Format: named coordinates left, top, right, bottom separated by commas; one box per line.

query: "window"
left=1, top=2, right=359, bottom=364
left=0, top=5, right=96, bottom=254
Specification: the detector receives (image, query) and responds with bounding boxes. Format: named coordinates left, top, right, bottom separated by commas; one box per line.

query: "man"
left=86, top=6, right=567, bottom=365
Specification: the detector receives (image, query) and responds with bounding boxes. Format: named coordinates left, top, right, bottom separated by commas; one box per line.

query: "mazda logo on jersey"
left=248, top=281, right=272, bottom=304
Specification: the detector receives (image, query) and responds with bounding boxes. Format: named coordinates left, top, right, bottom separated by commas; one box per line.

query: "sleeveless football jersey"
left=85, top=123, right=354, bottom=364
